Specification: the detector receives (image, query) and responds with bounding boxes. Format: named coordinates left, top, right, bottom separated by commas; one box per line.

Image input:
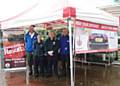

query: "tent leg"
left=68, top=18, right=74, bottom=86
left=26, top=64, right=29, bottom=85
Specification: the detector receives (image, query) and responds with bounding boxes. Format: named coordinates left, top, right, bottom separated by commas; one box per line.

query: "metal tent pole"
left=26, top=64, right=29, bottom=85
left=73, top=18, right=76, bottom=86
left=68, top=18, right=74, bottom=86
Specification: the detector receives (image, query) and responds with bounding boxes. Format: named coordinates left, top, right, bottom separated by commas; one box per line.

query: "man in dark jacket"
left=25, top=25, right=38, bottom=76
left=44, top=31, right=59, bottom=77
left=33, top=35, right=46, bottom=77
left=59, top=29, right=70, bottom=76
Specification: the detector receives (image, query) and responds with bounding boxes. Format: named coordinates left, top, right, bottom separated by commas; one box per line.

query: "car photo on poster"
left=7, top=34, right=24, bottom=42
left=88, top=33, right=108, bottom=50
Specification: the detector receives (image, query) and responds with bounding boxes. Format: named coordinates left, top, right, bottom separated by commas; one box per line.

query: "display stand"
left=74, top=52, right=116, bottom=66
left=0, top=28, right=28, bottom=84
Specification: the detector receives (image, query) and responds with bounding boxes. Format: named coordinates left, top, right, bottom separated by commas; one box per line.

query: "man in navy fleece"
left=59, top=29, right=70, bottom=76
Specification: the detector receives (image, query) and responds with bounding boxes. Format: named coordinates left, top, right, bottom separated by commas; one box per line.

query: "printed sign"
left=3, top=28, right=26, bottom=68
left=75, top=20, right=118, bottom=54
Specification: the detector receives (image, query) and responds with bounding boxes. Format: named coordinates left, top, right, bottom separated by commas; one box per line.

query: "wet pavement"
left=75, top=64, right=120, bottom=86
left=0, top=72, right=6, bottom=86
left=2, top=64, right=120, bottom=86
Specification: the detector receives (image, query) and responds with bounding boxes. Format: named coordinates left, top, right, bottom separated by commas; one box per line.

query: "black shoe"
left=29, top=72, right=33, bottom=76
left=35, top=74, right=39, bottom=78
left=41, top=74, right=45, bottom=77
left=46, top=73, right=52, bottom=78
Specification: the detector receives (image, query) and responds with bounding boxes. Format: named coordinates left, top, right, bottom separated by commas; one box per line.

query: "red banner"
left=3, top=28, right=26, bottom=68
left=76, top=19, right=118, bottom=32
left=4, top=43, right=25, bottom=59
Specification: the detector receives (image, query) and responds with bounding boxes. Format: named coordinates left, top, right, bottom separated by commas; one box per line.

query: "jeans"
left=26, top=52, right=33, bottom=74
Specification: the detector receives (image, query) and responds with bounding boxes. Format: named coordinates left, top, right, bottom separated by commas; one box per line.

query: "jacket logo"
left=67, top=40, right=69, bottom=42
left=65, top=47, right=68, bottom=50
left=40, top=44, right=43, bottom=47
left=53, top=42, right=56, bottom=45
left=34, top=37, right=37, bottom=39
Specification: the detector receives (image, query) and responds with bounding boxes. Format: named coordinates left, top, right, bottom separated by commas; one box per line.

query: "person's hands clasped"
left=48, top=51, right=53, bottom=56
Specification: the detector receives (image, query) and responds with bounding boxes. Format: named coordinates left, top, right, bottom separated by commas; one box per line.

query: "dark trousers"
left=33, top=55, right=40, bottom=75
left=60, top=54, right=70, bottom=76
left=47, top=55, right=58, bottom=76
left=26, top=52, right=33, bottom=74
left=34, top=55, right=47, bottom=76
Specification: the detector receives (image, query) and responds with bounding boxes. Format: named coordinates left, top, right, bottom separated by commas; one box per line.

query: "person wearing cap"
left=25, top=25, right=38, bottom=76
left=33, top=34, right=46, bottom=77
left=59, top=29, right=70, bottom=76
left=44, top=31, right=59, bottom=77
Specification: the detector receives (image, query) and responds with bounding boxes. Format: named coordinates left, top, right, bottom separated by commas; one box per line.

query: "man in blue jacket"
left=25, top=25, right=38, bottom=76
left=59, top=29, right=70, bottom=76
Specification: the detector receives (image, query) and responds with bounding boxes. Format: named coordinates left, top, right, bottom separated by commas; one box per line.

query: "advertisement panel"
left=3, top=28, right=26, bottom=68
left=75, top=20, right=118, bottom=54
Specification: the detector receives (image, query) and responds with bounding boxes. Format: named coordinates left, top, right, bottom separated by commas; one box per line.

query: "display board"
left=3, top=28, right=26, bottom=68
left=75, top=20, right=118, bottom=54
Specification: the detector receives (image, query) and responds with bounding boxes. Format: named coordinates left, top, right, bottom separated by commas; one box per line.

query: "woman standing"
left=44, top=31, right=59, bottom=77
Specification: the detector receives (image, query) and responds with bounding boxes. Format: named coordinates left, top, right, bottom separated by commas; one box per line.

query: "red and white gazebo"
left=0, top=0, right=119, bottom=86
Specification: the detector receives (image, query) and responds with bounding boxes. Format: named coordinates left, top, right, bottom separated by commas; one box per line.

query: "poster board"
left=75, top=20, right=118, bottom=54
left=3, top=28, right=26, bottom=68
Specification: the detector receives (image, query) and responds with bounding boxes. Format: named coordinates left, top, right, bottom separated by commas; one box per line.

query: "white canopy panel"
left=0, top=0, right=119, bottom=29
left=1, top=0, right=65, bottom=29
left=69, top=0, right=119, bottom=26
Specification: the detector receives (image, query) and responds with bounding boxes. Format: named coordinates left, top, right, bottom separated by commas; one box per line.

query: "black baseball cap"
left=30, top=25, right=35, bottom=27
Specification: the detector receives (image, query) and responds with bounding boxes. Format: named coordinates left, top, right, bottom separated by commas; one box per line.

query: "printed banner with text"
left=75, top=20, right=118, bottom=54
left=3, top=28, right=26, bottom=68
